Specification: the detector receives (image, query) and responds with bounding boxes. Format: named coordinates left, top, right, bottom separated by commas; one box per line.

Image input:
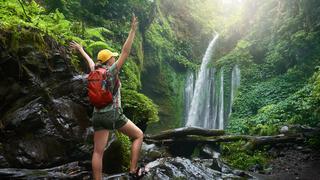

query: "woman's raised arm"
left=70, top=41, right=95, bottom=72
left=116, top=15, right=138, bottom=71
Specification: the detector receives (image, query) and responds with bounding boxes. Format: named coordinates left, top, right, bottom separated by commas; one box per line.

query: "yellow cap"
left=97, top=49, right=119, bottom=63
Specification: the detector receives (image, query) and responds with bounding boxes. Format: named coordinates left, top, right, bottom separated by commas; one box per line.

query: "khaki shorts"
left=92, top=108, right=128, bottom=131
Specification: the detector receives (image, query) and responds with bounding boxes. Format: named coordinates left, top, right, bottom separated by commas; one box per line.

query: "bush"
left=121, top=89, right=159, bottom=125
left=221, top=141, right=268, bottom=170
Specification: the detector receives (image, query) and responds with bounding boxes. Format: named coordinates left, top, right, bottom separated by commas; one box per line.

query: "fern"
left=85, top=27, right=113, bottom=41
left=86, top=41, right=115, bottom=57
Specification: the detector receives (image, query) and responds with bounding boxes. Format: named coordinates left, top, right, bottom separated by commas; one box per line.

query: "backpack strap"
left=96, top=67, right=107, bottom=79
left=113, top=75, right=120, bottom=95
left=104, top=67, right=120, bottom=95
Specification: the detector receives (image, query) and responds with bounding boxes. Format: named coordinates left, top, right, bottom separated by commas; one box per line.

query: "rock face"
left=0, top=29, right=136, bottom=174
left=0, top=29, right=92, bottom=168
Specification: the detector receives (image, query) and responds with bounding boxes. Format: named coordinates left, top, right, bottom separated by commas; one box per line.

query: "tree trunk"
left=144, top=127, right=225, bottom=140
left=144, top=126, right=318, bottom=149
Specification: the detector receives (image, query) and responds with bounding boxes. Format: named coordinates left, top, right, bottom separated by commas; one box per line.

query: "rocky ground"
left=254, top=144, right=320, bottom=180
left=1, top=142, right=320, bottom=180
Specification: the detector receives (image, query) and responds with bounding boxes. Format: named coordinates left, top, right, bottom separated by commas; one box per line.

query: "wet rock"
left=249, top=164, right=263, bottom=173
left=232, top=169, right=247, bottom=177
left=0, top=143, right=9, bottom=168
left=0, top=94, right=92, bottom=168
left=0, top=161, right=91, bottom=179
left=4, top=137, right=68, bottom=168
left=200, top=145, right=219, bottom=158
left=301, top=148, right=312, bottom=154
left=3, top=97, right=46, bottom=131
left=295, top=146, right=303, bottom=150
left=141, top=143, right=170, bottom=162
left=0, top=63, right=91, bottom=168
left=52, top=97, right=90, bottom=138
left=143, top=157, right=255, bottom=179
left=280, top=126, right=289, bottom=134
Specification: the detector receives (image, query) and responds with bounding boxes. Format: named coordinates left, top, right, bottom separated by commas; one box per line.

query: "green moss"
left=144, top=2, right=197, bottom=70
left=104, top=132, right=132, bottom=173
left=161, top=63, right=185, bottom=127
left=120, top=60, right=141, bottom=91
left=132, top=31, right=144, bottom=70
left=115, top=131, right=131, bottom=171
left=307, top=136, right=320, bottom=149
left=142, top=62, right=186, bottom=133
left=221, top=141, right=268, bottom=170
left=191, top=146, right=200, bottom=158
left=121, top=89, right=159, bottom=124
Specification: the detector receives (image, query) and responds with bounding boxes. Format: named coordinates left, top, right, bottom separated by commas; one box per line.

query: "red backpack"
left=87, top=68, right=119, bottom=109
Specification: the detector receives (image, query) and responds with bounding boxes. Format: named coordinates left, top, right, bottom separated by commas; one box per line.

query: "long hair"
left=94, top=60, right=108, bottom=69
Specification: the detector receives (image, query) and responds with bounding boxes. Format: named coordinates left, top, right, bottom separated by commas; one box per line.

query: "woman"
left=70, top=15, right=144, bottom=180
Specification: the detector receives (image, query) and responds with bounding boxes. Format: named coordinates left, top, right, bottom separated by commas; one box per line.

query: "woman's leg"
left=92, top=130, right=109, bottom=180
left=118, top=120, right=143, bottom=173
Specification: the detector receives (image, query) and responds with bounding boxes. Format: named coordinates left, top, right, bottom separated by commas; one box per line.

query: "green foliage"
left=43, top=0, right=153, bottom=37
left=144, top=1, right=198, bottom=70
left=227, top=117, right=250, bottom=135
left=85, top=27, right=113, bottom=41
left=83, top=27, right=115, bottom=57
left=312, top=67, right=320, bottom=101
left=228, top=80, right=320, bottom=135
left=221, top=141, right=268, bottom=170
left=115, top=131, right=131, bottom=171
left=121, top=89, right=159, bottom=124
left=232, top=72, right=305, bottom=118
left=142, top=62, right=186, bottom=133
left=104, top=131, right=132, bottom=173
left=1, top=0, right=164, bottom=171
left=120, top=59, right=141, bottom=91
left=132, top=31, right=144, bottom=70
left=307, top=136, right=320, bottom=149
left=191, top=146, right=200, bottom=158
left=221, top=0, right=320, bottom=135
left=86, top=41, right=114, bottom=57
left=216, top=40, right=253, bottom=67
left=0, top=1, right=74, bottom=44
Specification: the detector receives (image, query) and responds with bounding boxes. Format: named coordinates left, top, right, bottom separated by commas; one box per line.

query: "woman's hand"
left=70, top=41, right=95, bottom=71
left=69, top=41, right=82, bottom=51
left=116, top=14, right=138, bottom=71
left=131, top=14, right=138, bottom=31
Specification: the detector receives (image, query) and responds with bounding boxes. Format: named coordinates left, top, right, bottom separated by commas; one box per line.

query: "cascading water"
left=184, top=72, right=194, bottom=124
left=228, top=65, right=241, bottom=117
left=218, top=69, right=224, bottom=129
left=184, top=34, right=241, bottom=129
left=185, top=34, right=219, bottom=128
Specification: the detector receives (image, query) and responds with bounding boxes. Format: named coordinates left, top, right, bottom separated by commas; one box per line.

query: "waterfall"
left=184, top=34, right=240, bottom=129
left=228, top=65, right=241, bottom=117
left=186, top=34, right=219, bottom=128
left=218, top=69, right=224, bottom=129
left=184, top=72, right=194, bottom=124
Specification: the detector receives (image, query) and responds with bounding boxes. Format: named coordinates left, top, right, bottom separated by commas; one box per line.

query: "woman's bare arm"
left=70, top=41, right=95, bottom=71
left=116, top=15, right=138, bottom=71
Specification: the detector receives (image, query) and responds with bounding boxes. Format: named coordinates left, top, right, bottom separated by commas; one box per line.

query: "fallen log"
left=144, top=134, right=251, bottom=145
left=144, top=127, right=225, bottom=140
left=144, top=134, right=303, bottom=147
left=144, top=126, right=319, bottom=150
left=246, top=134, right=304, bottom=149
